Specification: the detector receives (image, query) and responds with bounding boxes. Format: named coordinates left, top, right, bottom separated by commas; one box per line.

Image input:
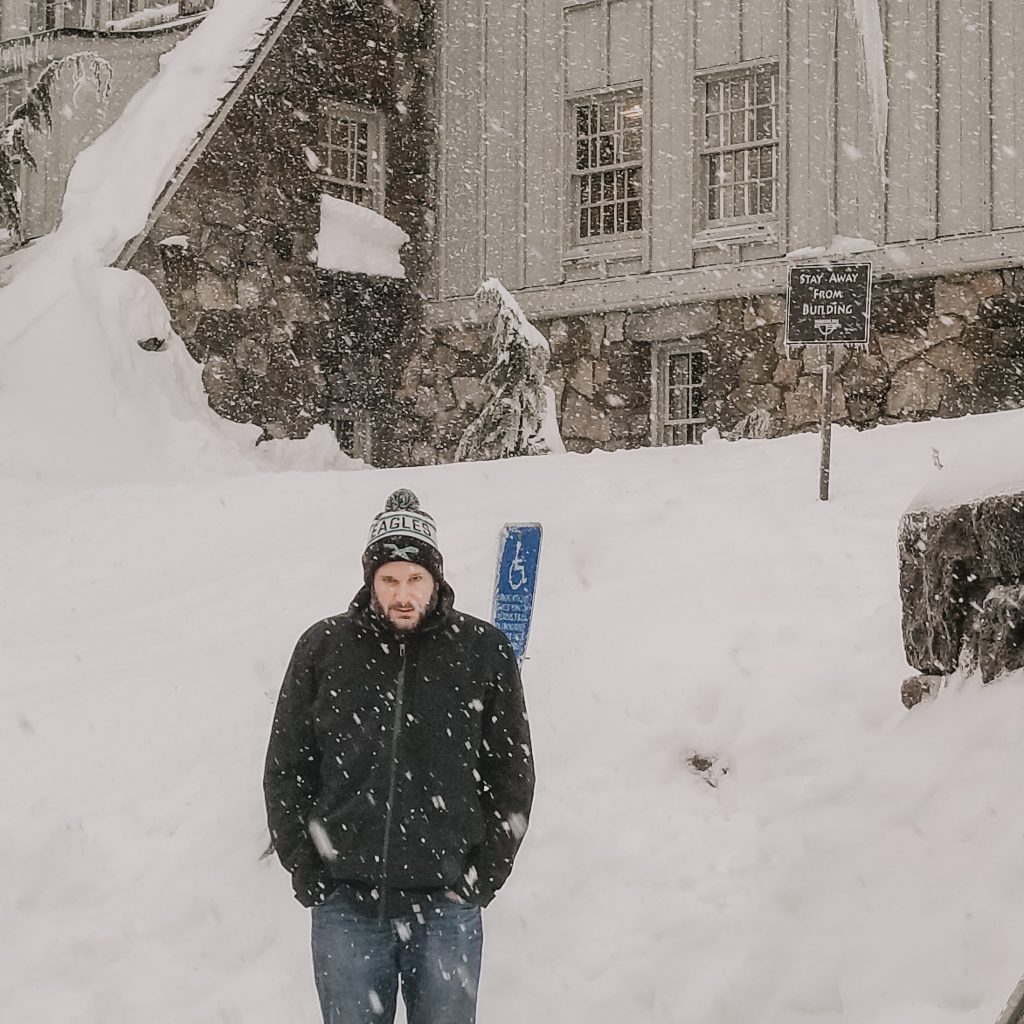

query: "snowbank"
left=905, top=408, right=1024, bottom=512
left=315, top=194, right=408, bottom=278
left=4, top=412, right=1024, bottom=1024
left=0, top=266, right=352, bottom=484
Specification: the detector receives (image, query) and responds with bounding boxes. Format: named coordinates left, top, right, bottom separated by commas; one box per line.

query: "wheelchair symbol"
left=507, top=539, right=527, bottom=591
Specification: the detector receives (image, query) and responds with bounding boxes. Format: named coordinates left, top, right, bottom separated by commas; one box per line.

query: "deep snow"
left=3, top=411, right=1024, bottom=1024
left=2, top=2, right=1023, bottom=1020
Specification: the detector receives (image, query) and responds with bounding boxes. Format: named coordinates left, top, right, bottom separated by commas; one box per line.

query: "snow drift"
left=3, top=411, right=1024, bottom=1024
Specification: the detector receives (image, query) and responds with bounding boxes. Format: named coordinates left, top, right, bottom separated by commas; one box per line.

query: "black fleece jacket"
left=263, top=582, right=534, bottom=916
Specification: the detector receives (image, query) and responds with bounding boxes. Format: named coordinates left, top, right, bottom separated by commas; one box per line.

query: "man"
left=264, top=488, right=535, bottom=1024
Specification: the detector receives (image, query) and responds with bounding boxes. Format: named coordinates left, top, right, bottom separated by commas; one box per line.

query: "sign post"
left=492, top=523, right=543, bottom=666
left=784, top=262, right=873, bottom=500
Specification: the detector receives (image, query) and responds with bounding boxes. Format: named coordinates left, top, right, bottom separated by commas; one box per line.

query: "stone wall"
left=407, top=269, right=1024, bottom=465
left=129, top=0, right=435, bottom=453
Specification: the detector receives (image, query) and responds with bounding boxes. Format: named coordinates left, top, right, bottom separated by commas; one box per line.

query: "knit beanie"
left=362, top=489, right=444, bottom=586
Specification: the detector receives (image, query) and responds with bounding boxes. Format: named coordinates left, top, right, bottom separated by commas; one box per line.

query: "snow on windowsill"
left=314, top=194, right=408, bottom=279
left=786, top=236, right=878, bottom=261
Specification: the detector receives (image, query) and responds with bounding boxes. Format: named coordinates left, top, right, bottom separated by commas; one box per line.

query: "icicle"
left=851, top=0, right=888, bottom=178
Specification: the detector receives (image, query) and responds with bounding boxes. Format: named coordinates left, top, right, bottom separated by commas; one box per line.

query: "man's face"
left=372, top=561, right=436, bottom=632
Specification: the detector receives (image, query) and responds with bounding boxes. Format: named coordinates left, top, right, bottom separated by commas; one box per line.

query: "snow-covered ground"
left=4, top=410, right=1024, bottom=1024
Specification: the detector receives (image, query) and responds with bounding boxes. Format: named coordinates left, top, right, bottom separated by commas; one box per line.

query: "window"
left=571, top=91, right=643, bottom=242
left=652, top=343, right=707, bottom=446
left=698, top=64, right=779, bottom=228
left=319, top=103, right=385, bottom=213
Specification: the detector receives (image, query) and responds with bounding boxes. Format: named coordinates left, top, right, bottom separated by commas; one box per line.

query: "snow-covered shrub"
left=454, top=277, right=565, bottom=461
left=0, top=53, right=112, bottom=242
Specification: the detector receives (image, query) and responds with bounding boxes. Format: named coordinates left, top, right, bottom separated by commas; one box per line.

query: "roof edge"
left=114, top=0, right=305, bottom=271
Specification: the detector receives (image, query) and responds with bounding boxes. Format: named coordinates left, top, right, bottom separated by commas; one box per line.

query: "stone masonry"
left=405, top=269, right=1024, bottom=464
left=129, top=0, right=435, bottom=456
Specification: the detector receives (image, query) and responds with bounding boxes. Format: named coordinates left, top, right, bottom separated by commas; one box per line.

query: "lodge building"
left=114, top=0, right=1024, bottom=465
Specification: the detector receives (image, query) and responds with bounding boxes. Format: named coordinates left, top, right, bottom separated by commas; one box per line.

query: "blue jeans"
left=311, top=888, right=483, bottom=1024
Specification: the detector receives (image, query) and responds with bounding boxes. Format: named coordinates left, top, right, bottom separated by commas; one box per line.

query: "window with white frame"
left=319, top=102, right=385, bottom=213
left=571, top=91, right=643, bottom=243
left=698, top=63, right=779, bottom=227
left=653, top=342, right=707, bottom=446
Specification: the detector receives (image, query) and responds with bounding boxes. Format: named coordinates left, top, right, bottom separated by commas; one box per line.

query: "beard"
left=371, top=585, right=439, bottom=633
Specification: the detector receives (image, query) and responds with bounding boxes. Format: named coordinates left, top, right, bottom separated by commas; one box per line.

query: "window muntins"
left=319, top=102, right=385, bottom=213
left=571, top=90, right=644, bottom=245
left=652, top=342, right=707, bottom=446
left=697, top=63, right=779, bottom=241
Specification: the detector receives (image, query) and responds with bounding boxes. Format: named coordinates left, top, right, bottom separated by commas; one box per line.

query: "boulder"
left=899, top=492, right=1024, bottom=677
left=978, top=585, right=1024, bottom=684
left=901, top=674, right=942, bottom=709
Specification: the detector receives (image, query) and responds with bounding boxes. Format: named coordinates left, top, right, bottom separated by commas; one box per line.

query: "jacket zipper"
left=378, top=641, right=407, bottom=919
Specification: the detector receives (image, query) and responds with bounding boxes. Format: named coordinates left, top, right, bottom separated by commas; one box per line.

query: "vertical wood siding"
left=565, top=1, right=604, bottom=92
left=885, top=0, right=937, bottom=242
left=834, top=0, right=883, bottom=243
left=992, top=0, right=1024, bottom=230
left=650, top=0, right=691, bottom=271
left=610, top=0, right=645, bottom=83
left=742, top=0, right=780, bottom=61
left=936, top=0, right=991, bottom=236
left=483, top=0, right=527, bottom=288
left=524, top=0, right=564, bottom=287
left=436, top=0, right=1024, bottom=301
left=439, top=0, right=485, bottom=297
left=786, top=0, right=836, bottom=251
left=694, top=0, right=739, bottom=69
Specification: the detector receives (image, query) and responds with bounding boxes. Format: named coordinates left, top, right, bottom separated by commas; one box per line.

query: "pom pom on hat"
left=362, top=489, right=444, bottom=585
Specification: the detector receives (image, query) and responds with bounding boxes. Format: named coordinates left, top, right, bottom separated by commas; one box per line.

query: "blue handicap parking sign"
left=492, top=523, right=543, bottom=665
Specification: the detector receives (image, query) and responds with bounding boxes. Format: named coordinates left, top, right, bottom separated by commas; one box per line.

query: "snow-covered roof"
left=0, top=0, right=356, bottom=485
left=115, top=0, right=302, bottom=268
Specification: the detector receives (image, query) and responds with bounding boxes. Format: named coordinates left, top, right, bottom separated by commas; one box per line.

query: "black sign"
left=785, top=263, right=873, bottom=346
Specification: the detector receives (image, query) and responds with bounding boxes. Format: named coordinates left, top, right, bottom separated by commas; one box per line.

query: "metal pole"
left=819, top=345, right=835, bottom=501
